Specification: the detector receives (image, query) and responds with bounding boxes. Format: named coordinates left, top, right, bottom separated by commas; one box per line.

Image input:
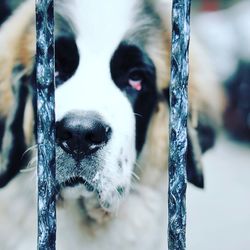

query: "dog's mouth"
left=56, top=173, right=129, bottom=215
left=61, top=176, right=95, bottom=192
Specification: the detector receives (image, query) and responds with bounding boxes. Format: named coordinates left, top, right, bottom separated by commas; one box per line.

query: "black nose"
left=56, top=111, right=112, bottom=156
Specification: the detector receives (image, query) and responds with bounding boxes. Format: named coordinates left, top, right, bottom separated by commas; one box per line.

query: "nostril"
left=60, top=130, right=72, bottom=141
left=56, top=122, right=72, bottom=141
left=105, top=126, right=112, bottom=136
left=86, top=131, right=102, bottom=144
left=85, top=125, right=112, bottom=145
left=105, top=126, right=112, bottom=142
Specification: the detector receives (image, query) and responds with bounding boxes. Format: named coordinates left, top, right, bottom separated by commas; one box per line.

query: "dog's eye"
left=128, top=70, right=143, bottom=91
left=55, top=36, right=80, bottom=86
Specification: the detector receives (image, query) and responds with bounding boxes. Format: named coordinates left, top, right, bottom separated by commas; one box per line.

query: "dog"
left=0, top=0, right=223, bottom=249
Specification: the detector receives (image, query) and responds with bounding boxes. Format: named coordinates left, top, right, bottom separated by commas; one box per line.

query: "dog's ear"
left=0, top=1, right=35, bottom=187
left=163, top=88, right=218, bottom=188
left=186, top=121, right=205, bottom=188
left=187, top=107, right=219, bottom=188
left=0, top=66, right=31, bottom=188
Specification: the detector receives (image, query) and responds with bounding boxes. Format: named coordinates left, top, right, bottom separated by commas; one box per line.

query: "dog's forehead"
left=54, top=0, right=160, bottom=125
left=54, top=0, right=142, bottom=120
left=63, top=0, right=139, bottom=56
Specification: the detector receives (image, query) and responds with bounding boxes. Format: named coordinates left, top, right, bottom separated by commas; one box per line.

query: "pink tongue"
left=129, top=80, right=142, bottom=91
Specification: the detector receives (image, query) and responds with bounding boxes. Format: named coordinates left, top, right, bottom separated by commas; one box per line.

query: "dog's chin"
left=58, top=177, right=96, bottom=200
left=57, top=175, right=128, bottom=216
left=57, top=182, right=111, bottom=224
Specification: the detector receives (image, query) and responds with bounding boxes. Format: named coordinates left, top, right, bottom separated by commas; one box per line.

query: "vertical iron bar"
left=168, top=0, right=191, bottom=249
left=36, top=0, right=56, bottom=249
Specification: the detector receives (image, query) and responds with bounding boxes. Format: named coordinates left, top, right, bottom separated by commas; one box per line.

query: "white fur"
left=55, top=0, right=138, bottom=211
left=0, top=170, right=167, bottom=250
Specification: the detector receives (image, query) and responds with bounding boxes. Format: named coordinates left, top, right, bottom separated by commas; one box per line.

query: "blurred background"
left=188, top=1, right=250, bottom=250
left=193, top=0, right=242, bottom=9
left=0, top=0, right=249, bottom=249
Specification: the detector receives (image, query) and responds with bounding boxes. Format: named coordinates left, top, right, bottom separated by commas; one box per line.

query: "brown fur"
left=0, top=0, right=34, bottom=119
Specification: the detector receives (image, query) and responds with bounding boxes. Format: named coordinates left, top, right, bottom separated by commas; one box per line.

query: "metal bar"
left=168, top=0, right=191, bottom=249
left=36, top=0, right=56, bottom=249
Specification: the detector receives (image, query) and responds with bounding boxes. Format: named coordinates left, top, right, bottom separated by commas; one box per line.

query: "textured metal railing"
left=36, top=0, right=56, bottom=249
left=168, top=0, right=191, bottom=249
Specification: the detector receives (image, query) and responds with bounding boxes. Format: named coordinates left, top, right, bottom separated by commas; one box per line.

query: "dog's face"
left=53, top=0, right=160, bottom=212
left=0, top=0, right=210, bottom=216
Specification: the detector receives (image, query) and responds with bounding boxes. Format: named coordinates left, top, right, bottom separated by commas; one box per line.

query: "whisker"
left=20, top=166, right=36, bottom=173
left=134, top=162, right=142, bottom=173
left=20, top=156, right=37, bottom=175
left=132, top=171, right=140, bottom=181
left=21, top=144, right=38, bottom=159
left=134, top=112, right=143, bottom=118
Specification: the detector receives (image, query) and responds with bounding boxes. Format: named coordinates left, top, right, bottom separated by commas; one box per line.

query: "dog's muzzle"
left=54, top=108, right=134, bottom=212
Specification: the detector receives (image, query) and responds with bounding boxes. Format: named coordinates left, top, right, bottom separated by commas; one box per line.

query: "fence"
left=36, top=1, right=56, bottom=249
left=36, top=0, right=191, bottom=249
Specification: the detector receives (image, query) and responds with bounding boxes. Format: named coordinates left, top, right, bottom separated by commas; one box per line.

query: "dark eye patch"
left=110, top=42, right=157, bottom=153
left=110, top=43, right=155, bottom=91
left=55, top=36, right=80, bottom=86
